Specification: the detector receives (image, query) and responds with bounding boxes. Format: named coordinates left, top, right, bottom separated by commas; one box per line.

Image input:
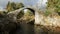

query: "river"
left=9, top=23, right=49, bottom=34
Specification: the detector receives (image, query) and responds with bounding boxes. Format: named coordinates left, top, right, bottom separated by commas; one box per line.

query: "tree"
left=16, top=3, right=24, bottom=9
left=47, top=0, right=60, bottom=15
left=6, top=1, right=24, bottom=12
left=6, top=1, right=16, bottom=12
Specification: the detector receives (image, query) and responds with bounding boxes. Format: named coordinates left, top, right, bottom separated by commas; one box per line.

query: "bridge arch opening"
left=24, top=8, right=35, bottom=15
left=17, top=8, right=35, bottom=24
left=17, top=8, right=35, bottom=19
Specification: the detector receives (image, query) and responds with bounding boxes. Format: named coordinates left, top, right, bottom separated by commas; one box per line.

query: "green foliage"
left=44, top=10, right=51, bottom=16
left=16, top=3, right=24, bottom=9
left=17, top=10, right=24, bottom=19
left=6, top=1, right=24, bottom=12
left=47, top=0, right=60, bottom=15
left=6, top=1, right=16, bottom=12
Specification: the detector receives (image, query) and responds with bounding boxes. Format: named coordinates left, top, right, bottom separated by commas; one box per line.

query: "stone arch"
left=7, top=7, right=36, bottom=16
left=7, top=7, right=36, bottom=22
left=24, top=8, right=35, bottom=15
left=16, top=7, right=35, bottom=19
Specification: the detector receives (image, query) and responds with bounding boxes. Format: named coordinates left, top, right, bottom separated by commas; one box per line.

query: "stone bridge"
left=7, top=6, right=39, bottom=24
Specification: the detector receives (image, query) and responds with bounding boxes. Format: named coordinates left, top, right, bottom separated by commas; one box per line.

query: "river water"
left=10, top=23, right=49, bottom=34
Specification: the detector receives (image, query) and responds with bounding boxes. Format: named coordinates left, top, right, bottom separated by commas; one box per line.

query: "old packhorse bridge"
left=7, top=6, right=39, bottom=24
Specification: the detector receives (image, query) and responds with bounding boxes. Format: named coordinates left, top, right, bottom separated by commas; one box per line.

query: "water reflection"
left=15, top=23, right=34, bottom=34
left=15, top=23, right=49, bottom=34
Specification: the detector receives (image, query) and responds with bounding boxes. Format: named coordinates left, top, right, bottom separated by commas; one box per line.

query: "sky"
left=0, top=0, right=47, bottom=10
